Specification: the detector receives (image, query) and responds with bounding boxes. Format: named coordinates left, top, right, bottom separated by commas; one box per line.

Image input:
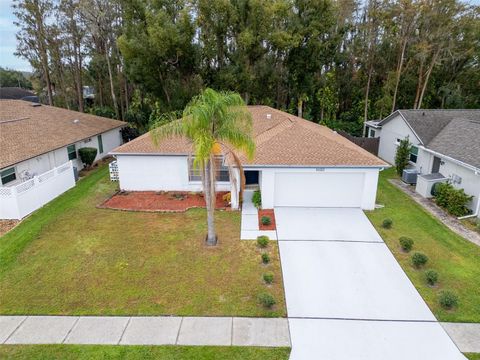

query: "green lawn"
left=0, top=165, right=286, bottom=317
left=366, top=168, right=480, bottom=322
left=465, top=354, right=480, bottom=360
left=0, top=345, right=290, bottom=360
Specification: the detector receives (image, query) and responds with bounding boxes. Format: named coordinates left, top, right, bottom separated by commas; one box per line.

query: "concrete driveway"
left=275, top=207, right=465, bottom=360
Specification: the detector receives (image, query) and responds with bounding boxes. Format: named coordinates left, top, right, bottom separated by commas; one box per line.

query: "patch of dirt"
left=0, top=220, right=19, bottom=237
left=99, top=191, right=230, bottom=212
left=78, top=156, right=114, bottom=178
left=258, top=209, right=276, bottom=230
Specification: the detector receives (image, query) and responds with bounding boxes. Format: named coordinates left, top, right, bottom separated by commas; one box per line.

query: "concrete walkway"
left=241, top=189, right=277, bottom=240
left=390, top=179, right=480, bottom=247
left=0, top=316, right=290, bottom=347
left=442, top=322, right=480, bottom=353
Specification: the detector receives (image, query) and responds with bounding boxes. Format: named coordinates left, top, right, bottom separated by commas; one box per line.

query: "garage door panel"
left=274, top=172, right=364, bottom=208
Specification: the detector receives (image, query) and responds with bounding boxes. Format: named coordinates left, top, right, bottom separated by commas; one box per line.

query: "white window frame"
left=188, top=156, right=230, bottom=183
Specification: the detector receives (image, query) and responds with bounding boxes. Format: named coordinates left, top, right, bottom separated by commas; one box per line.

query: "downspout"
left=458, top=190, right=480, bottom=220
left=418, top=146, right=480, bottom=220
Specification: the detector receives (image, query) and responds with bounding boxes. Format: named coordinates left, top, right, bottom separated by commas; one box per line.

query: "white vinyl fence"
left=0, top=161, right=76, bottom=220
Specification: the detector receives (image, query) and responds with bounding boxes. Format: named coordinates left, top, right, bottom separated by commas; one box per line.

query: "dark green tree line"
left=12, top=0, right=480, bottom=135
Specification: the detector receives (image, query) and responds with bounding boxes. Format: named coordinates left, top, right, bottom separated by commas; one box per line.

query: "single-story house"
left=0, top=100, right=126, bottom=186
left=111, top=106, right=388, bottom=210
left=0, top=100, right=126, bottom=220
left=367, top=110, right=480, bottom=218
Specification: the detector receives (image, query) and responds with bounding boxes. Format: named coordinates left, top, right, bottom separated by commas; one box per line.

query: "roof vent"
left=73, top=119, right=80, bottom=124
left=31, top=103, right=41, bottom=107
left=266, top=113, right=272, bottom=119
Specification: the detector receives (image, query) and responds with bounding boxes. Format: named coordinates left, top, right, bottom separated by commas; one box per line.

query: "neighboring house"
left=0, top=100, right=126, bottom=219
left=111, top=106, right=388, bottom=210
left=0, top=87, right=39, bottom=103
left=369, top=110, right=480, bottom=218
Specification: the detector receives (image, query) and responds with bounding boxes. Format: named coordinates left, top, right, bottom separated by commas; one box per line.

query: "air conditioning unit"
left=402, top=168, right=418, bottom=185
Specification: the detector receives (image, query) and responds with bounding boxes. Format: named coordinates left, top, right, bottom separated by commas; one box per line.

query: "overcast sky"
left=1, top=0, right=479, bottom=73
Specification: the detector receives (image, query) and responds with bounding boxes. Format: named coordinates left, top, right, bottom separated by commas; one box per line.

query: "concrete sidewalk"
left=0, top=316, right=290, bottom=347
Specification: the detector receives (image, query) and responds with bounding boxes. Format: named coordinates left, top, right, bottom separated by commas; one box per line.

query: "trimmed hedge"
left=78, top=147, right=98, bottom=168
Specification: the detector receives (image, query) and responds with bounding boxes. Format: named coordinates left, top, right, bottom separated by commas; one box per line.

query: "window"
left=97, top=135, right=104, bottom=154
left=409, top=145, right=418, bottom=163
left=188, top=157, right=230, bottom=182
left=1, top=167, right=16, bottom=185
left=369, top=129, right=376, bottom=138
left=67, top=144, right=77, bottom=160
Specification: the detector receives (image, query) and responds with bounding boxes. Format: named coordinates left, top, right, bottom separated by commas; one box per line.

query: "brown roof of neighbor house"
left=112, top=106, right=387, bottom=167
left=0, top=100, right=126, bottom=169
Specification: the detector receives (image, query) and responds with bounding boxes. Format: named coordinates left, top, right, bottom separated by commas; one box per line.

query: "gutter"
left=419, top=146, right=480, bottom=174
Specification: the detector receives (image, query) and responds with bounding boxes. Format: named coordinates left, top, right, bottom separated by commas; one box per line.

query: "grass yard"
left=0, top=345, right=291, bottom=360
left=366, top=168, right=480, bottom=322
left=466, top=354, right=480, bottom=360
left=0, top=165, right=285, bottom=317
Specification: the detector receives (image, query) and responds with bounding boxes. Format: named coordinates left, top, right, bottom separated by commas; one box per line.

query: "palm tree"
left=150, top=88, right=255, bottom=246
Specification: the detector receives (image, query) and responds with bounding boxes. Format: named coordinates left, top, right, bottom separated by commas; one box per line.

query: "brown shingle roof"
left=112, top=105, right=387, bottom=167
left=0, top=100, right=126, bottom=169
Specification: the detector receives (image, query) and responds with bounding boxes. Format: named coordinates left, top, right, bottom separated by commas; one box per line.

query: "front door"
left=432, top=156, right=441, bottom=173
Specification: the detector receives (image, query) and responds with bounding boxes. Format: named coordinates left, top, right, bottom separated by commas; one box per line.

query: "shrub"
left=258, top=292, right=276, bottom=308
left=438, top=290, right=458, bottom=309
left=78, top=147, right=97, bottom=168
left=222, top=192, right=231, bottom=203
left=382, top=218, right=393, bottom=229
left=261, top=216, right=271, bottom=226
left=411, top=252, right=428, bottom=268
left=399, top=237, right=414, bottom=252
left=425, top=269, right=438, bottom=286
left=395, top=137, right=411, bottom=176
left=261, top=252, right=271, bottom=264
left=263, top=272, right=274, bottom=284
left=257, top=236, right=270, bottom=248
left=252, top=190, right=262, bottom=209
left=434, top=182, right=473, bottom=217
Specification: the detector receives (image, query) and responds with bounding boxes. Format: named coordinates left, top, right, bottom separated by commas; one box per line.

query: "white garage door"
left=274, top=172, right=365, bottom=208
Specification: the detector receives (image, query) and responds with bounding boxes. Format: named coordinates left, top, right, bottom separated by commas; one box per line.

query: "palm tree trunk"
left=204, top=159, right=217, bottom=246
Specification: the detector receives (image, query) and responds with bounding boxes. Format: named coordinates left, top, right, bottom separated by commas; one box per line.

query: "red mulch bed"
left=100, top=191, right=230, bottom=212
left=258, top=209, right=276, bottom=230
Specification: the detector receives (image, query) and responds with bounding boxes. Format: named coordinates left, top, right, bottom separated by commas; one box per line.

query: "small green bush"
left=258, top=292, right=276, bottom=308
left=252, top=190, right=262, bottom=209
left=78, top=147, right=98, bottom=167
left=257, top=236, right=270, bottom=248
left=263, top=272, right=274, bottom=284
left=382, top=218, right=393, bottom=229
left=438, top=290, right=458, bottom=309
left=425, top=269, right=438, bottom=286
left=399, top=237, right=414, bottom=252
left=434, top=182, right=473, bottom=217
left=261, top=216, right=271, bottom=226
left=261, top=253, right=271, bottom=264
left=411, top=252, right=428, bottom=268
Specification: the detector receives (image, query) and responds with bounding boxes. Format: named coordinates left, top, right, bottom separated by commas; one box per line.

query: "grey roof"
left=379, top=110, right=480, bottom=169
left=428, top=117, right=480, bottom=169
left=0, top=87, right=37, bottom=101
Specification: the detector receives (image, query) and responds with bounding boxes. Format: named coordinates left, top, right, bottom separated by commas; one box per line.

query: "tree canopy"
left=12, top=0, right=480, bottom=135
